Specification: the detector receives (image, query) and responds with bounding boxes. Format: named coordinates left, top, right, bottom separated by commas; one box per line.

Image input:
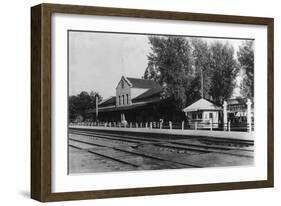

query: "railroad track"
left=69, top=138, right=201, bottom=169
left=69, top=128, right=254, bottom=158
left=69, top=128, right=254, bottom=147
left=68, top=128, right=255, bottom=172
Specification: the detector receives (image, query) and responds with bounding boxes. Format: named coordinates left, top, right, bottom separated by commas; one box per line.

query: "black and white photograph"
left=68, top=30, right=255, bottom=174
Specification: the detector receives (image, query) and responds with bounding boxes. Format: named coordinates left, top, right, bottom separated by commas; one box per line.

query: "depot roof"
left=126, top=77, right=161, bottom=89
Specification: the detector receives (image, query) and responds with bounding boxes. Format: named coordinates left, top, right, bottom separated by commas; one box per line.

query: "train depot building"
left=86, top=76, right=254, bottom=131
left=87, top=76, right=184, bottom=123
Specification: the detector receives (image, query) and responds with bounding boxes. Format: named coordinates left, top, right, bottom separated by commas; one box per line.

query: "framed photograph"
left=31, top=3, right=274, bottom=202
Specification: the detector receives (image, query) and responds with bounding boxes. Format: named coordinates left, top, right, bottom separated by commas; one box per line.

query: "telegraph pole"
left=95, top=95, right=99, bottom=121
left=201, top=66, right=204, bottom=98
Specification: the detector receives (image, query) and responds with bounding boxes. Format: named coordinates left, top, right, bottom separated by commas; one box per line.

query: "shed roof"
left=183, top=98, right=222, bottom=113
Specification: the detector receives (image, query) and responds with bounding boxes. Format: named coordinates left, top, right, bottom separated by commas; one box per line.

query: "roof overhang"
left=183, top=108, right=222, bottom=113
left=88, top=100, right=160, bottom=113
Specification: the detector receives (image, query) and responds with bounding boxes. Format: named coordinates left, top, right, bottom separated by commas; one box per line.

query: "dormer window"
left=121, top=80, right=124, bottom=88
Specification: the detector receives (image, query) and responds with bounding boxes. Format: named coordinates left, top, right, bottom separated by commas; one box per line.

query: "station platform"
left=69, top=125, right=254, bottom=142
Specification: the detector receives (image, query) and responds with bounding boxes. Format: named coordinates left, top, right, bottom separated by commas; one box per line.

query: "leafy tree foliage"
left=187, top=38, right=212, bottom=102
left=145, top=36, right=239, bottom=108
left=69, top=91, right=102, bottom=122
left=144, top=36, right=193, bottom=110
left=209, top=41, right=238, bottom=104
left=143, top=62, right=160, bottom=82
left=237, top=40, right=254, bottom=98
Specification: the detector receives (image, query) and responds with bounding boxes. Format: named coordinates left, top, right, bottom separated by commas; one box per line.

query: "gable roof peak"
left=183, top=98, right=222, bottom=112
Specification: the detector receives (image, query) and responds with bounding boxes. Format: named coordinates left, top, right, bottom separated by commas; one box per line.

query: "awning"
left=87, top=100, right=160, bottom=114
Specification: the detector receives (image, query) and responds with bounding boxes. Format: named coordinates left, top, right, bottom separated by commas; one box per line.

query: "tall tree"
left=209, top=41, right=238, bottom=104
left=69, top=91, right=102, bottom=121
left=188, top=38, right=212, bottom=102
left=90, top=90, right=103, bottom=106
left=144, top=36, right=193, bottom=110
left=143, top=62, right=160, bottom=81
left=68, top=95, right=79, bottom=121
left=237, top=40, right=254, bottom=98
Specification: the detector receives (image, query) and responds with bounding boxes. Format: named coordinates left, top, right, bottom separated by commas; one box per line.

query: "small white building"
left=182, top=98, right=222, bottom=129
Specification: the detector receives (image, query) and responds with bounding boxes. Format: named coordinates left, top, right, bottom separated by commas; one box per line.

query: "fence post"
left=195, top=121, right=197, bottom=130
left=169, top=121, right=172, bottom=130
left=182, top=121, right=184, bottom=130
left=150, top=122, right=152, bottom=129
left=210, top=119, right=213, bottom=131
left=145, top=122, right=148, bottom=128
left=248, top=123, right=252, bottom=133
left=228, top=121, right=230, bottom=132
left=223, top=101, right=228, bottom=131
left=160, top=122, right=162, bottom=129
left=247, top=99, right=252, bottom=133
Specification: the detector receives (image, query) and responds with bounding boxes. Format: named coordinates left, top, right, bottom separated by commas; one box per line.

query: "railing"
left=69, top=120, right=254, bottom=133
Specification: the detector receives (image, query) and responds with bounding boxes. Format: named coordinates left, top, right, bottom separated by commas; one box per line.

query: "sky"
left=68, top=31, right=251, bottom=99
left=69, top=31, right=150, bottom=98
